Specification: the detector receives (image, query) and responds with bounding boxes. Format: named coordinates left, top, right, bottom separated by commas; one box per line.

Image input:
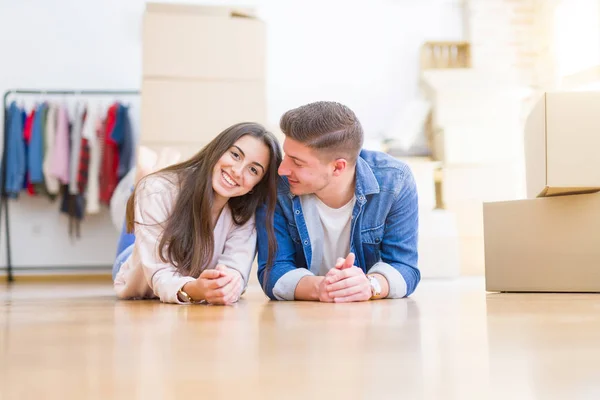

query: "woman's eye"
left=250, top=167, right=258, bottom=175
left=231, top=151, right=240, bottom=159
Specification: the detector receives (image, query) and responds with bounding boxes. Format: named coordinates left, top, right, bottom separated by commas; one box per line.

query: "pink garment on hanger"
left=49, top=105, right=70, bottom=184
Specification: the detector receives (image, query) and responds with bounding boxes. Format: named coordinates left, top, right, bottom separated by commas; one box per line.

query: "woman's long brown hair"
left=125, top=122, right=282, bottom=278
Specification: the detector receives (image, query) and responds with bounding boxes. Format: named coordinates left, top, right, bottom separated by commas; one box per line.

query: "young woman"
left=112, top=122, right=281, bottom=305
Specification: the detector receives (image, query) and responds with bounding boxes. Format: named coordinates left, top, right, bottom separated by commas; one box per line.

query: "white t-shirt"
left=313, top=195, right=356, bottom=276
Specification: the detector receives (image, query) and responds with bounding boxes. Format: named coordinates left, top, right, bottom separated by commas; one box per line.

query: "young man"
left=256, top=101, right=419, bottom=302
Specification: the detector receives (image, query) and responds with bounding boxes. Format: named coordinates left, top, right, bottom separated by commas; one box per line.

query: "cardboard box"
left=140, top=79, right=266, bottom=145
left=143, top=3, right=266, bottom=80
left=525, top=91, right=600, bottom=198
left=483, top=193, right=600, bottom=292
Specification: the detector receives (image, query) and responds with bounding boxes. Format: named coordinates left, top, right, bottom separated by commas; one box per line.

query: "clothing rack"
left=1, top=89, right=140, bottom=282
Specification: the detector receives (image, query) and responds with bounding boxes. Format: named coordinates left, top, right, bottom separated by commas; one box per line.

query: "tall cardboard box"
left=483, top=193, right=600, bottom=292
left=143, top=3, right=266, bottom=80
left=141, top=79, right=266, bottom=146
left=140, top=3, right=267, bottom=156
left=525, top=91, right=600, bottom=198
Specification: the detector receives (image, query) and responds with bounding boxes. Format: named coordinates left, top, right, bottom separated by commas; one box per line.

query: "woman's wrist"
left=180, top=281, right=205, bottom=303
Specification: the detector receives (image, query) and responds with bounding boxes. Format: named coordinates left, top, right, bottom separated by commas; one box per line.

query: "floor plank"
left=1, top=278, right=600, bottom=399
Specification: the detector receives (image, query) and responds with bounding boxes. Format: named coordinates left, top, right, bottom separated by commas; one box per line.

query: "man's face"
left=278, top=137, right=332, bottom=196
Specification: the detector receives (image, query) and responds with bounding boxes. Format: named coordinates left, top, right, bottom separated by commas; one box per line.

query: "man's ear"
left=332, top=158, right=348, bottom=176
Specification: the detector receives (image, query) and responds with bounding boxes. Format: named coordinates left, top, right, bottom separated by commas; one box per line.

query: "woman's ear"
left=332, top=158, right=347, bottom=176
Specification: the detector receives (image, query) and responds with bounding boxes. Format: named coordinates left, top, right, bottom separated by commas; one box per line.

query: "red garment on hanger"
left=99, top=103, right=120, bottom=205
left=23, top=109, right=36, bottom=196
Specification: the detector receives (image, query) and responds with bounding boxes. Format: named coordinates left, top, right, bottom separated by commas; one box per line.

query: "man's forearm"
left=294, top=276, right=325, bottom=301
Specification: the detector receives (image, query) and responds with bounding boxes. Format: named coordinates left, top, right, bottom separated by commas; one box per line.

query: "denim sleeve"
left=256, top=201, right=305, bottom=300
left=373, top=167, right=420, bottom=296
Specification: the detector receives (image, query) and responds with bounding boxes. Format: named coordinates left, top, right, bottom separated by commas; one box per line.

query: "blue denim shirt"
left=256, top=149, right=420, bottom=301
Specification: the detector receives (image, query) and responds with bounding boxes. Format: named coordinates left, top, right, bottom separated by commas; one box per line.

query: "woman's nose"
left=231, top=164, right=243, bottom=177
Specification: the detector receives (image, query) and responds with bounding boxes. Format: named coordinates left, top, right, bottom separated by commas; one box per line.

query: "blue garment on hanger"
left=111, top=103, right=134, bottom=180
left=118, top=105, right=134, bottom=180
left=5, top=102, right=26, bottom=197
left=28, top=103, right=47, bottom=184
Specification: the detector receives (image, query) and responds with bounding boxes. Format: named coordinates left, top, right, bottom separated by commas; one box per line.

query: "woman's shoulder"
left=136, top=172, right=180, bottom=197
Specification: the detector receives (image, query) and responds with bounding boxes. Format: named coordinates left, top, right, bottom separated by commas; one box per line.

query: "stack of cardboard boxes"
left=140, top=3, right=267, bottom=158
left=484, top=91, right=600, bottom=292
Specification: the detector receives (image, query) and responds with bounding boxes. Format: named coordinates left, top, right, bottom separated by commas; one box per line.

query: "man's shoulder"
left=359, top=149, right=413, bottom=181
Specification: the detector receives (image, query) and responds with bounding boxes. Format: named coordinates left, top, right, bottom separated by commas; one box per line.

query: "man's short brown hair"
left=279, top=101, right=364, bottom=163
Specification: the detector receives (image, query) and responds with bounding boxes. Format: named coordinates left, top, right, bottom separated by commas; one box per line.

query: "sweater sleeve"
left=217, top=215, right=257, bottom=289
left=134, top=184, right=195, bottom=304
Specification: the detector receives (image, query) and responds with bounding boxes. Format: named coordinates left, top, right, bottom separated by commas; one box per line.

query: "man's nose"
left=278, top=158, right=291, bottom=176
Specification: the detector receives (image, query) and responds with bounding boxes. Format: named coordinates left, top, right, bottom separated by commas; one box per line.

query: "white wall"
left=263, top=0, right=464, bottom=138
left=553, top=0, right=600, bottom=79
left=0, top=0, right=462, bottom=271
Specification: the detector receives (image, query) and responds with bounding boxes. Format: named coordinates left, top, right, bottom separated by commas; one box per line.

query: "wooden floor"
left=2, top=278, right=600, bottom=400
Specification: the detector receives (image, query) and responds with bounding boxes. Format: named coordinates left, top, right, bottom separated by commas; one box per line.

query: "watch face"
left=178, top=289, right=191, bottom=303
left=369, top=276, right=382, bottom=295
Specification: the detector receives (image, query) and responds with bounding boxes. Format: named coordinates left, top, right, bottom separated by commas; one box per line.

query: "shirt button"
left=375, top=237, right=381, bottom=243
left=359, top=195, right=365, bottom=201
left=295, top=210, right=300, bottom=215
left=303, top=240, right=309, bottom=246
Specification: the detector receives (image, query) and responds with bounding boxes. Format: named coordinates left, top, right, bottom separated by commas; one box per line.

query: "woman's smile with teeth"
left=222, top=171, right=239, bottom=187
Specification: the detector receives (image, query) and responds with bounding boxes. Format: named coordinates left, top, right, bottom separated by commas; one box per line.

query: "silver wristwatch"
left=367, top=274, right=382, bottom=298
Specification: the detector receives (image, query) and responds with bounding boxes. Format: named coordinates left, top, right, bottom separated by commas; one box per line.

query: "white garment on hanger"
left=82, top=104, right=102, bottom=214
left=68, top=102, right=85, bottom=195
left=42, top=103, right=60, bottom=195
